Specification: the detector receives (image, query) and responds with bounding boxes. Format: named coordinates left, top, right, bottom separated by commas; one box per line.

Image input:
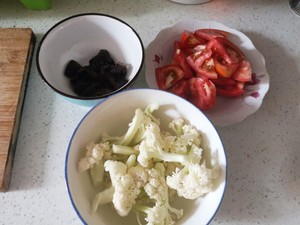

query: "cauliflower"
left=77, top=142, right=108, bottom=172
left=133, top=202, right=168, bottom=225
left=133, top=164, right=183, bottom=225
left=78, top=103, right=220, bottom=225
left=167, top=163, right=219, bottom=199
left=92, top=160, right=148, bottom=216
left=137, top=121, right=202, bottom=167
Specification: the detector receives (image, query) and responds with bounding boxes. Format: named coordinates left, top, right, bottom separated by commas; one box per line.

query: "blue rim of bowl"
left=64, top=88, right=228, bottom=225
left=36, top=13, right=145, bottom=101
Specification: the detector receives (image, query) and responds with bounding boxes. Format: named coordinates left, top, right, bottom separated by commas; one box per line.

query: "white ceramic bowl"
left=145, top=19, right=270, bottom=126
left=37, top=13, right=144, bottom=107
left=65, top=88, right=227, bottom=225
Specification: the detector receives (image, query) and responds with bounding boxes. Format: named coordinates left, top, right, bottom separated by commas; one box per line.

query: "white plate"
left=145, top=19, right=270, bottom=126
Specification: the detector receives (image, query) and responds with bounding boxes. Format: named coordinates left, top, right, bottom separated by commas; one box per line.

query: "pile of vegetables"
left=64, top=49, right=128, bottom=97
left=78, top=103, right=219, bottom=225
left=155, top=29, right=253, bottom=110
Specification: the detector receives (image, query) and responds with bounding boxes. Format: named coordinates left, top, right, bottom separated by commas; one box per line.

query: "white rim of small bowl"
left=36, top=13, right=145, bottom=100
left=65, top=88, right=228, bottom=225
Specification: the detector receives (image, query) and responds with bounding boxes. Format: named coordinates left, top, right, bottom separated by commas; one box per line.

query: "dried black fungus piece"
left=89, top=49, right=115, bottom=72
left=64, top=49, right=128, bottom=97
left=64, top=60, right=81, bottom=78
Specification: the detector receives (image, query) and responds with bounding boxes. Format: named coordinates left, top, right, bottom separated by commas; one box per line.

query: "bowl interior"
left=38, top=14, right=144, bottom=98
left=65, top=89, right=227, bottom=225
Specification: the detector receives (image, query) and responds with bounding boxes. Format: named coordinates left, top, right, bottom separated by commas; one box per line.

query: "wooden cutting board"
left=0, top=28, right=35, bottom=192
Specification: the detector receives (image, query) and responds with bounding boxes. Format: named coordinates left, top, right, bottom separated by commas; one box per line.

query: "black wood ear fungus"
left=64, top=49, right=128, bottom=97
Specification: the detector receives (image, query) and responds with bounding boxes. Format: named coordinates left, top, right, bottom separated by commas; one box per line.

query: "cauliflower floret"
left=134, top=165, right=183, bottom=225
left=94, top=161, right=148, bottom=217
left=134, top=202, right=170, bottom=225
left=166, top=163, right=219, bottom=199
left=78, top=142, right=109, bottom=172
left=165, top=118, right=202, bottom=154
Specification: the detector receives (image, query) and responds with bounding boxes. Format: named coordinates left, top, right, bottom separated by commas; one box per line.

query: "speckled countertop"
left=0, top=0, right=299, bottom=224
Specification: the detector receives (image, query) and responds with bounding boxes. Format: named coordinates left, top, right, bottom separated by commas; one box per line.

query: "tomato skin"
left=213, top=55, right=239, bottom=78
left=232, top=59, right=252, bottom=82
left=217, top=87, right=245, bottom=97
left=194, top=29, right=229, bottom=41
left=215, top=37, right=246, bottom=59
left=186, top=48, right=218, bottom=79
left=211, top=76, right=237, bottom=87
left=188, top=77, right=216, bottom=110
left=180, top=31, right=206, bottom=50
left=205, top=38, right=233, bottom=64
left=172, top=49, right=194, bottom=79
left=168, top=79, right=189, bottom=98
left=155, top=65, right=185, bottom=90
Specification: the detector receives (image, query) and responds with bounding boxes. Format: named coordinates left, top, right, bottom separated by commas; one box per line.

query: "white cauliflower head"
left=78, top=142, right=109, bottom=172
left=166, top=163, right=219, bottom=199
left=104, top=160, right=148, bottom=217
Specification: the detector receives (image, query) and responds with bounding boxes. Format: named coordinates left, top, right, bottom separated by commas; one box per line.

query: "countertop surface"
left=0, top=0, right=299, bottom=224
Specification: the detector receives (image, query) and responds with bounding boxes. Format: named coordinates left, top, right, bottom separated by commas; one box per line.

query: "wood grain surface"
left=0, top=28, right=35, bottom=192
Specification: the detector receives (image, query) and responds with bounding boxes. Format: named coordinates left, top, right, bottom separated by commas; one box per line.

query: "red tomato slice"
left=236, top=81, right=245, bottom=90
left=206, top=38, right=237, bottom=64
left=217, top=87, right=245, bottom=97
left=172, top=49, right=194, bottom=79
left=213, top=55, right=239, bottom=78
left=211, top=76, right=237, bottom=87
left=188, top=77, right=216, bottom=110
left=180, top=31, right=206, bottom=50
left=232, top=59, right=252, bottom=82
left=215, top=37, right=245, bottom=59
left=186, top=48, right=218, bottom=79
left=155, top=65, right=185, bottom=90
left=168, top=79, right=189, bottom=98
left=194, top=29, right=230, bottom=41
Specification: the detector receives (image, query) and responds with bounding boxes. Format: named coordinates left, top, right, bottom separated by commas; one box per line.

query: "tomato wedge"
left=211, top=76, right=237, bottom=87
left=168, top=79, right=189, bottom=98
left=188, top=77, right=216, bottom=110
left=217, top=86, right=245, bottom=97
left=180, top=31, right=206, bottom=50
left=194, top=29, right=229, bottom=41
left=213, top=55, right=239, bottom=78
left=232, top=59, right=252, bottom=82
left=216, top=37, right=246, bottom=59
left=155, top=65, right=185, bottom=90
left=172, top=49, right=194, bottom=79
left=186, top=48, right=218, bottom=79
left=206, top=38, right=238, bottom=64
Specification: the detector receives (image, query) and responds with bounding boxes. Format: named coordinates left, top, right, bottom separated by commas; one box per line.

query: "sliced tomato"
left=194, top=29, right=229, bottom=41
left=188, top=77, right=216, bottom=110
left=217, top=86, right=245, bottom=97
left=206, top=38, right=238, bottom=64
left=180, top=31, right=206, bottom=50
left=155, top=65, right=185, bottom=90
left=213, top=55, right=239, bottom=78
left=211, top=76, right=237, bottom=87
left=232, top=59, right=252, bottom=82
left=171, top=48, right=194, bottom=78
left=173, top=40, right=181, bottom=51
left=215, top=37, right=245, bottom=59
left=236, top=81, right=245, bottom=90
left=186, top=48, right=218, bottom=79
left=168, top=79, right=189, bottom=98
